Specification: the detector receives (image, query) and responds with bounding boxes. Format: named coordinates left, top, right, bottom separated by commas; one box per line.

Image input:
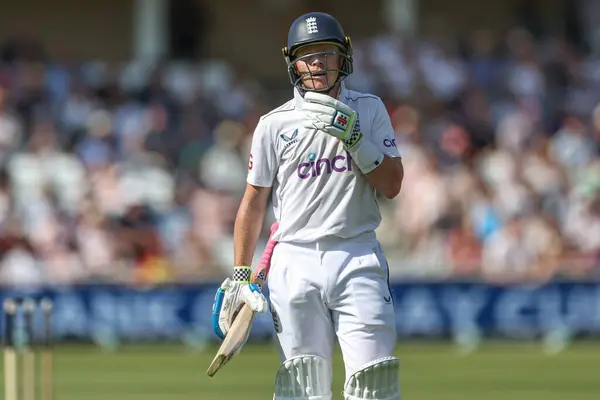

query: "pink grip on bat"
left=253, top=222, right=279, bottom=281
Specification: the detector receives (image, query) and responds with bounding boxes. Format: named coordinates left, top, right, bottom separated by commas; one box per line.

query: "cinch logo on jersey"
left=297, top=151, right=353, bottom=179
left=383, top=138, right=397, bottom=148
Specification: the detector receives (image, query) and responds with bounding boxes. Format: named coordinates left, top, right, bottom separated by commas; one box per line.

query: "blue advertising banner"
left=1, top=281, right=599, bottom=343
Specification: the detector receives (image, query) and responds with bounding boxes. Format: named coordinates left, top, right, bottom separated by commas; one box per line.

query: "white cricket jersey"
left=246, top=84, right=401, bottom=243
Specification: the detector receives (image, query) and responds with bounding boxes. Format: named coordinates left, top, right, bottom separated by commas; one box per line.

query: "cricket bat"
left=206, top=222, right=279, bottom=377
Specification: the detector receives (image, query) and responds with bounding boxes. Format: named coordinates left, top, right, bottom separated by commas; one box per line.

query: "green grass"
left=1, top=341, right=599, bottom=399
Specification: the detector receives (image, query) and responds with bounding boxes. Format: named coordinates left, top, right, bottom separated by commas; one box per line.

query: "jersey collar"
left=294, top=83, right=348, bottom=108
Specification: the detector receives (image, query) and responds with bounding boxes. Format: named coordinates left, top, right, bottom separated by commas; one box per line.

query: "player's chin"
left=302, top=77, right=330, bottom=91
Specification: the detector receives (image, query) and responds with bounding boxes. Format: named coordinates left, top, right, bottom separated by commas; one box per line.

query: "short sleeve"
left=246, top=118, right=278, bottom=187
left=370, top=98, right=401, bottom=158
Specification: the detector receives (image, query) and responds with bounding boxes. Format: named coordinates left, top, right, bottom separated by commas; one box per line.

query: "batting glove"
left=302, top=91, right=385, bottom=175
left=211, top=266, right=268, bottom=340
left=301, top=91, right=363, bottom=149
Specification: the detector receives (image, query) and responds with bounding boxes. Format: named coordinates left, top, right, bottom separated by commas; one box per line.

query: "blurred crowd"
left=0, top=25, right=598, bottom=287
left=348, top=27, right=600, bottom=282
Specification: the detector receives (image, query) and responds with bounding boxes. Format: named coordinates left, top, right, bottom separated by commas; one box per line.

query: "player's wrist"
left=342, top=128, right=362, bottom=148
left=345, top=137, right=384, bottom=174
left=340, top=112, right=362, bottom=147
left=233, top=266, right=252, bottom=283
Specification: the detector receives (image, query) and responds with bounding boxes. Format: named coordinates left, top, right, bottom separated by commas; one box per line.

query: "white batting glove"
left=211, top=267, right=268, bottom=340
left=301, top=91, right=363, bottom=149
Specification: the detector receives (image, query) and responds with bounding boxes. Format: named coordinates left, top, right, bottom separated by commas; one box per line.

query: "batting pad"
left=343, top=357, right=400, bottom=400
left=273, top=355, right=332, bottom=400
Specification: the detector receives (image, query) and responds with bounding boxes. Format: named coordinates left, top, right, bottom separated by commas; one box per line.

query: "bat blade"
left=206, top=222, right=279, bottom=377
left=206, top=306, right=256, bottom=376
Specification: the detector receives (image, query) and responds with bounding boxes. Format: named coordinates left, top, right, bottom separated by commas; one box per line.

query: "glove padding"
left=301, top=91, right=363, bottom=149
left=212, top=276, right=268, bottom=340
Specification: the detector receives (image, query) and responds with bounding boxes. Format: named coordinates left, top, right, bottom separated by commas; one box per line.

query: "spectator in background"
left=0, top=84, right=23, bottom=165
left=481, top=212, right=536, bottom=282
left=114, top=203, right=171, bottom=285
left=449, top=213, right=483, bottom=277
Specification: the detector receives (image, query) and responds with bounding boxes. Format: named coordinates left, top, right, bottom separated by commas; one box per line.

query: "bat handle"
left=270, top=221, right=279, bottom=235
left=258, top=240, right=277, bottom=266
left=252, top=222, right=279, bottom=281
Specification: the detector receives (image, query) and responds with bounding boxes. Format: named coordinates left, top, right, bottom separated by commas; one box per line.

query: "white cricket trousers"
left=267, top=232, right=397, bottom=384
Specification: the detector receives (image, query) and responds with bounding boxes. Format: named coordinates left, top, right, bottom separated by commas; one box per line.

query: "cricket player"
left=212, top=11, right=404, bottom=400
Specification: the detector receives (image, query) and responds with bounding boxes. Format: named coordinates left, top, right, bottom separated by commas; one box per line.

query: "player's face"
left=293, top=43, right=342, bottom=91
